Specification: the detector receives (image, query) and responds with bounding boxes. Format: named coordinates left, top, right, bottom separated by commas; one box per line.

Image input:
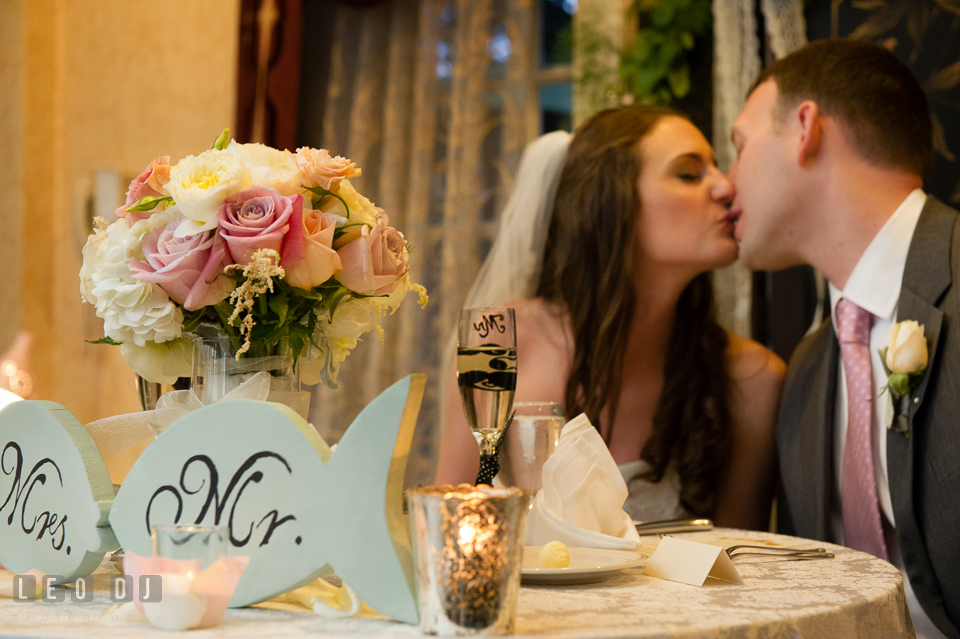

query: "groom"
left=729, top=39, right=960, bottom=639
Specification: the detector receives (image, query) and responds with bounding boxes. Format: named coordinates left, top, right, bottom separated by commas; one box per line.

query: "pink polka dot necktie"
left=836, top=298, right=888, bottom=560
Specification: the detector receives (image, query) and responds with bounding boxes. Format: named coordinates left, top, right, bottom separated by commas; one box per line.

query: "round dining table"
left=0, top=528, right=913, bottom=639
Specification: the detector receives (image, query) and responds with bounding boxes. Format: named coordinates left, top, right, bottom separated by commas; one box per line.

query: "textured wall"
left=20, top=0, right=240, bottom=422
left=0, top=0, right=25, bottom=356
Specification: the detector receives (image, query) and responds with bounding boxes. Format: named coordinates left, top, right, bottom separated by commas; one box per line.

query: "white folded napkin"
left=524, top=413, right=642, bottom=550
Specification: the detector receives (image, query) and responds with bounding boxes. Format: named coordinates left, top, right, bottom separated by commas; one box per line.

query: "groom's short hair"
left=754, top=38, right=933, bottom=177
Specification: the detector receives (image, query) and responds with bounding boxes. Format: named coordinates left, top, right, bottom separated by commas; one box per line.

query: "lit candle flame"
left=459, top=525, right=476, bottom=543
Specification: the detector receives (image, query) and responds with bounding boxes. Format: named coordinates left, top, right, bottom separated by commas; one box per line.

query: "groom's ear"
left=794, top=100, right=822, bottom=166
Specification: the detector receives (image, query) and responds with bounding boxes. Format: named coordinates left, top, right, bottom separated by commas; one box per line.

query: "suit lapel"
left=807, top=325, right=838, bottom=541
left=894, top=196, right=953, bottom=437
left=887, top=197, right=955, bottom=631
left=780, top=320, right=838, bottom=541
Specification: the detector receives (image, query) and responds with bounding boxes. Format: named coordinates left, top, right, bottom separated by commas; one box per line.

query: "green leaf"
left=333, top=222, right=373, bottom=244
left=301, top=185, right=351, bottom=219
left=617, top=0, right=712, bottom=105
left=667, top=66, right=691, bottom=98
left=889, top=372, right=911, bottom=396
left=287, top=327, right=308, bottom=362
left=125, top=195, right=173, bottom=213
left=87, top=336, right=122, bottom=346
left=649, top=3, right=676, bottom=28
left=211, top=128, right=230, bottom=151
left=294, top=288, right=325, bottom=301
left=326, top=286, right=351, bottom=320
left=181, top=309, right=207, bottom=333
left=269, top=289, right=290, bottom=326
left=877, top=347, right=893, bottom=377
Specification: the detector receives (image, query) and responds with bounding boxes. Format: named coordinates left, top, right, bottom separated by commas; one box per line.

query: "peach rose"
left=335, top=215, right=409, bottom=295
left=116, top=156, right=172, bottom=224
left=217, top=186, right=305, bottom=267
left=129, top=217, right=236, bottom=311
left=295, top=147, right=361, bottom=193
left=284, top=209, right=343, bottom=289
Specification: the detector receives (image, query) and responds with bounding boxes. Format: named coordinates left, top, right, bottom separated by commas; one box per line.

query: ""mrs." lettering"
left=0, top=442, right=70, bottom=554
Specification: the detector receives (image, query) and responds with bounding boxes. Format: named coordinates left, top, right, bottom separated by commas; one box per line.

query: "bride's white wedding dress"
left=452, top=130, right=692, bottom=521
left=619, top=461, right=692, bottom=522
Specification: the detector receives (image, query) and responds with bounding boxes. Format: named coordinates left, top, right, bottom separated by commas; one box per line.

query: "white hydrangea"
left=82, top=218, right=183, bottom=347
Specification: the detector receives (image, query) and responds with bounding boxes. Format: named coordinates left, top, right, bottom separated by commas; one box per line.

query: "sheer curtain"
left=307, top=0, right=535, bottom=486
left=711, top=0, right=807, bottom=338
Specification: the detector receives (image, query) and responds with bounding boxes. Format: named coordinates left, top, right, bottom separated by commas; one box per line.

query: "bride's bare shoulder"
left=725, top=333, right=786, bottom=388
left=725, top=333, right=786, bottom=435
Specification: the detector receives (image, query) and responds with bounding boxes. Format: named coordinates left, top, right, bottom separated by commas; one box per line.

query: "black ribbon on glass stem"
left=474, top=411, right=515, bottom=486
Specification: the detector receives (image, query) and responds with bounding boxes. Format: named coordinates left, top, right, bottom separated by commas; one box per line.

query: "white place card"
left=643, top=537, right=743, bottom=587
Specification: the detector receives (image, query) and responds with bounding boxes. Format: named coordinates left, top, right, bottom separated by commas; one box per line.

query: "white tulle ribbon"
left=84, top=371, right=275, bottom=457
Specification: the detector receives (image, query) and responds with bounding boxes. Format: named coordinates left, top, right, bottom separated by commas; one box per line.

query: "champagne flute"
left=457, top=307, right=517, bottom=485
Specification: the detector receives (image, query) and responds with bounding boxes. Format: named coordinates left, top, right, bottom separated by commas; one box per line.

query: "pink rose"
left=335, top=215, right=409, bottom=295
left=217, top=186, right=305, bottom=267
left=116, top=156, right=172, bottom=224
left=284, top=209, right=343, bottom=289
left=295, top=147, right=361, bottom=192
left=129, top=218, right=236, bottom=311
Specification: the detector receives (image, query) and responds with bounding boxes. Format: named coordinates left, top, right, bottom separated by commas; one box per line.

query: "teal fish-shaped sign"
left=0, top=400, right=117, bottom=583
left=109, top=374, right=424, bottom=622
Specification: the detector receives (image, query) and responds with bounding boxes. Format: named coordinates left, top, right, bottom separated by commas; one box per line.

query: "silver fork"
left=724, top=544, right=834, bottom=560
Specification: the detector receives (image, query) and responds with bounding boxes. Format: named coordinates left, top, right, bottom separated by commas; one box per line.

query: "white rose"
left=886, top=320, right=928, bottom=374
left=321, top=180, right=380, bottom=231
left=165, top=149, right=246, bottom=237
left=325, top=297, right=381, bottom=341
left=299, top=297, right=380, bottom=388
left=120, top=337, right=193, bottom=384
left=86, top=219, right=183, bottom=347
left=299, top=335, right=357, bottom=388
left=226, top=140, right=300, bottom=196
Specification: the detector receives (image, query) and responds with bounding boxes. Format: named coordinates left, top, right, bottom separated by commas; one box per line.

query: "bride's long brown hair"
left=535, top=105, right=732, bottom=517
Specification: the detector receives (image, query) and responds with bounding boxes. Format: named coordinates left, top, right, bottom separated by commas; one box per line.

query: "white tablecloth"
left=0, top=529, right=913, bottom=639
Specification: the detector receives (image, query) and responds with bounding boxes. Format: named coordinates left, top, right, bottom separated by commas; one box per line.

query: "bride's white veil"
left=436, top=130, right=572, bottom=459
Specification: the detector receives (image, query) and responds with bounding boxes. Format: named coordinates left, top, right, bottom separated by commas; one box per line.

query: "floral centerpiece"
left=80, top=130, right=427, bottom=388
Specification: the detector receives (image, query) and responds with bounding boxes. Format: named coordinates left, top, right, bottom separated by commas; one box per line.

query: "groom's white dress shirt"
left=827, top=188, right=946, bottom=639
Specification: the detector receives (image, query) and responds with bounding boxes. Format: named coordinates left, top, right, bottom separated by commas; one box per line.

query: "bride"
left=434, top=105, right=785, bottom=530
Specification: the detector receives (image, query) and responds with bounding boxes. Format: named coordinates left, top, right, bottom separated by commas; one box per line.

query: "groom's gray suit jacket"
left=777, top=196, right=960, bottom=639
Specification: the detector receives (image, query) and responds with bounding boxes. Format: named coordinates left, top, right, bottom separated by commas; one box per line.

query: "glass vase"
left=188, top=324, right=308, bottom=419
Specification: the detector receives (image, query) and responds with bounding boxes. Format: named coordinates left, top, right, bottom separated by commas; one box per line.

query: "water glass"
left=146, top=524, right=229, bottom=631
left=497, top=402, right=564, bottom=494
left=151, top=524, right=228, bottom=570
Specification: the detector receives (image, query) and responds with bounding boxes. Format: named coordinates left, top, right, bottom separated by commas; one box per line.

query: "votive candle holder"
left=408, top=484, right=531, bottom=636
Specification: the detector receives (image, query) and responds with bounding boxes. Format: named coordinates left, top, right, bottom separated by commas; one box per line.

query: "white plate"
left=521, top=546, right=647, bottom=585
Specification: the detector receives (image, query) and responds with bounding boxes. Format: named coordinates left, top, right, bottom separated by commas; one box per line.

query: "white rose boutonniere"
left=878, top=320, right=929, bottom=437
